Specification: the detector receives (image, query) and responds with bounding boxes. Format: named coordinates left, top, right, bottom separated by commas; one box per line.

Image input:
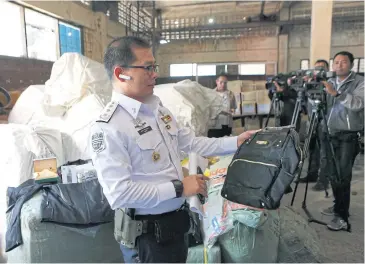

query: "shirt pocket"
left=136, top=131, right=170, bottom=174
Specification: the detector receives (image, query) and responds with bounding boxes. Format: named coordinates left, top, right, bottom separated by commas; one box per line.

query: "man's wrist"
left=334, top=91, right=341, bottom=97
left=171, top=180, right=184, bottom=198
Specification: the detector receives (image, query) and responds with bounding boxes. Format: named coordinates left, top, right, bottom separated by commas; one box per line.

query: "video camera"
left=286, top=68, right=336, bottom=93
left=265, top=73, right=288, bottom=92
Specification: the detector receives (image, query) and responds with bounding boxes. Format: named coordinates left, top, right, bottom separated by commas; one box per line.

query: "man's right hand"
left=273, top=81, right=284, bottom=92
left=182, top=174, right=210, bottom=197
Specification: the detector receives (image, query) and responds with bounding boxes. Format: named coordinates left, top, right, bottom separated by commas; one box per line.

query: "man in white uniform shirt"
left=89, top=36, right=258, bottom=263
left=208, top=73, right=237, bottom=138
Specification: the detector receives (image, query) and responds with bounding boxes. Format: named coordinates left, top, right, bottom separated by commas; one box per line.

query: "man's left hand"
left=237, top=129, right=261, bottom=147
left=322, top=81, right=338, bottom=96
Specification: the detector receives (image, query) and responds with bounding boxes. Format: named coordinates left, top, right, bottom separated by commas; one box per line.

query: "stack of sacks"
left=0, top=124, right=64, bottom=260
left=7, top=53, right=113, bottom=162
left=154, top=80, right=225, bottom=137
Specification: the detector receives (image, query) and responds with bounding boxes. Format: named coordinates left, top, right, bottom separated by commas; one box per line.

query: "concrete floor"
left=282, top=153, right=364, bottom=263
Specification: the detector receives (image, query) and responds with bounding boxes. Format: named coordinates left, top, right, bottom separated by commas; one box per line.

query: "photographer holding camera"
left=267, top=75, right=301, bottom=131
left=319, top=51, right=364, bottom=231
left=299, top=60, right=330, bottom=190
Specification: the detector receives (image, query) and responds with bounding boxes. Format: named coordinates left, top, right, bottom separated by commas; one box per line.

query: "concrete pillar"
left=83, top=12, right=108, bottom=62
left=310, top=0, right=333, bottom=68
left=278, top=34, right=288, bottom=73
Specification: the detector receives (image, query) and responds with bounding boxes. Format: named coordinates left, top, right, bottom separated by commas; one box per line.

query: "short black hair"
left=333, top=51, right=354, bottom=64
left=216, top=72, right=229, bottom=80
left=104, top=36, right=151, bottom=79
left=315, top=59, right=329, bottom=69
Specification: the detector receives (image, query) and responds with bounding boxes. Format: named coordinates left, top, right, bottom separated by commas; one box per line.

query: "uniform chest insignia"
left=152, top=151, right=160, bottom=162
left=161, top=115, right=172, bottom=124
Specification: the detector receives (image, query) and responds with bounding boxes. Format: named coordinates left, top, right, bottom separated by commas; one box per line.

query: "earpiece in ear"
left=118, top=74, right=131, bottom=80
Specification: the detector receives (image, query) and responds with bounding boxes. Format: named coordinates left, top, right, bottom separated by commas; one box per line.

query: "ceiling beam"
left=157, top=15, right=364, bottom=33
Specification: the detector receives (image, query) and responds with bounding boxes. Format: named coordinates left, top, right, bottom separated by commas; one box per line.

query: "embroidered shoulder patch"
left=96, top=101, right=118, bottom=123
left=91, top=132, right=106, bottom=153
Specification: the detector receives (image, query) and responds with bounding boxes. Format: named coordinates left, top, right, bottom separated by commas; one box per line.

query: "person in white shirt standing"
left=208, top=73, right=237, bottom=138
left=89, top=36, right=258, bottom=263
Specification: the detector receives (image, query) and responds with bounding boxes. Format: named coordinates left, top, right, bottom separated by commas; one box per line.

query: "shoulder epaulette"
left=96, top=100, right=118, bottom=123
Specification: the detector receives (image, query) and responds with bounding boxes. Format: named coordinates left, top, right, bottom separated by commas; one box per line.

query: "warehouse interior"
left=0, top=0, right=364, bottom=263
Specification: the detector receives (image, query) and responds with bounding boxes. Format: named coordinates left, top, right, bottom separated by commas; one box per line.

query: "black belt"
left=132, top=203, right=188, bottom=234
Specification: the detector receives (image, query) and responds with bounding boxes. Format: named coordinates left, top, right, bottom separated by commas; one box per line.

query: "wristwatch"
left=171, top=180, right=184, bottom=198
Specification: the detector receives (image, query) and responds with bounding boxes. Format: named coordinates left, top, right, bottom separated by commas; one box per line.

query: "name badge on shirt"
left=161, top=115, right=172, bottom=124
left=138, top=126, right=152, bottom=135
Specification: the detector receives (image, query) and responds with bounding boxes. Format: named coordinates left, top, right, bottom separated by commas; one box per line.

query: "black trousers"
left=307, top=134, right=320, bottom=178
left=319, top=131, right=360, bottom=218
left=208, top=125, right=232, bottom=138
left=136, top=233, right=188, bottom=263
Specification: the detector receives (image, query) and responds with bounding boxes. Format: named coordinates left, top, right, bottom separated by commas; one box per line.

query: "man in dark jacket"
left=268, top=78, right=301, bottom=131
left=319, top=51, right=364, bottom=231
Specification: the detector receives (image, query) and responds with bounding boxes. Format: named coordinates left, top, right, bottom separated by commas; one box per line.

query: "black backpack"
left=221, top=126, right=302, bottom=209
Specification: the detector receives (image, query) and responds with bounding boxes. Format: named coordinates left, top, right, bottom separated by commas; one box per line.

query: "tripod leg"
left=290, top=100, right=299, bottom=126
left=264, top=97, right=275, bottom=127
left=291, top=100, right=302, bottom=128
left=290, top=110, right=317, bottom=206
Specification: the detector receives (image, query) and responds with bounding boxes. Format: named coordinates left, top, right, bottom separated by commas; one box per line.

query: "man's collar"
left=111, top=91, right=161, bottom=119
left=336, top=71, right=353, bottom=84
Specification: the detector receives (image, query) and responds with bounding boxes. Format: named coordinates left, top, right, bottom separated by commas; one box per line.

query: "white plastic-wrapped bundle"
left=43, top=53, right=112, bottom=116
left=7, top=85, right=46, bottom=124
left=154, top=80, right=224, bottom=136
left=8, top=53, right=111, bottom=163
left=60, top=94, right=105, bottom=162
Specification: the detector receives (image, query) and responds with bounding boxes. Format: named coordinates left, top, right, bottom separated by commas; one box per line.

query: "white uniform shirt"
left=89, top=91, right=238, bottom=215
left=210, top=89, right=237, bottom=129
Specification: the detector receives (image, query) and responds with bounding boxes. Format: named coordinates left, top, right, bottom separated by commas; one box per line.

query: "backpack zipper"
left=230, top=158, right=278, bottom=168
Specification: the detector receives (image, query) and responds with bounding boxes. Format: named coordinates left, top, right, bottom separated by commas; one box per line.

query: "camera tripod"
left=290, top=99, right=351, bottom=231
left=264, top=92, right=281, bottom=127
left=290, top=89, right=306, bottom=128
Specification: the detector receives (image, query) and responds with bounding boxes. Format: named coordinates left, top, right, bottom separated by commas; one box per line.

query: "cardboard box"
left=254, top=81, right=267, bottom=91
left=33, top=158, right=59, bottom=183
left=241, top=101, right=256, bottom=116
left=233, top=119, right=242, bottom=128
left=227, top=80, right=242, bottom=94
left=241, top=80, right=254, bottom=92
left=241, top=91, right=257, bottom=102
left=257, top=103, right=271, bottom=114
left=256, top=90, right=271, bottom=103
